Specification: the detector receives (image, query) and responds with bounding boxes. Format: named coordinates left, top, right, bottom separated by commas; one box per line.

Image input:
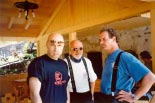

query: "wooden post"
left=150, top=3, right=155, bottom=74
left=69, top=32, right=77, bottom=52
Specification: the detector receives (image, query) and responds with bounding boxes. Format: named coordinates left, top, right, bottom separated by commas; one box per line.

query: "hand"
left=66, top=99, right=70, bottom=103
left=92, top=95, right=94, bottom=101
left=115, top=90, right=135, bottom=103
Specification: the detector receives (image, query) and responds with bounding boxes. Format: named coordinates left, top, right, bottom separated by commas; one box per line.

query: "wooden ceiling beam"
left=37, top=0, right=66, bottom=39
left=0, top=37, right=36, bottom=41
left=141, top=0, right=155, bottom=2
left=0, top=31, right=38, bottom=37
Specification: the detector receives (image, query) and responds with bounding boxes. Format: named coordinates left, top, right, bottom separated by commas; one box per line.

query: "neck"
left=107, top=43, right=119, bottom=55
left=47, top=54, right=58, bottom=60
left=70, top=55, right=82, bottom=63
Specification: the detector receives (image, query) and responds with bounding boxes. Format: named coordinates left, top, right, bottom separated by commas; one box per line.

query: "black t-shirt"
left=28, top=54, right=69, bottom=103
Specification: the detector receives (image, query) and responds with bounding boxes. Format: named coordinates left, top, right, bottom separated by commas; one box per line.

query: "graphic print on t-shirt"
left=54, top=71, right=66, bottom=85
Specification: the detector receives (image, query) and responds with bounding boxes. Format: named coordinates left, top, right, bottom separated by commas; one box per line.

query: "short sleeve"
left=27, top=58, right=43, bottom=83
left=121, top=52, right=150, bottom=83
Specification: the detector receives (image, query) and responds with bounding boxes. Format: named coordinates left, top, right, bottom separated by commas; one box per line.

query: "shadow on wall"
left=87, top=52, right=102, bottom=79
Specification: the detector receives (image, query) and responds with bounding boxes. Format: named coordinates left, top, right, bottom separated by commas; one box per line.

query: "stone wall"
left=119, top=26, right=151, bottom=56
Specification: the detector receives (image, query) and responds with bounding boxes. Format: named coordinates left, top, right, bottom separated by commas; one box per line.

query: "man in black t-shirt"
left=27, top=33, right=70, bottom=103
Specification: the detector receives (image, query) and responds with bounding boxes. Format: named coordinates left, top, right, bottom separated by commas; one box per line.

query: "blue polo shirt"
left=100, top=49, right=150, bottom=95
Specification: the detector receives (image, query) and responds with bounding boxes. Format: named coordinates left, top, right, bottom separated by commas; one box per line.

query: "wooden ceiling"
left=0, top=0, right=59, bottom=37
left=0, top=0, right=154, bottom=39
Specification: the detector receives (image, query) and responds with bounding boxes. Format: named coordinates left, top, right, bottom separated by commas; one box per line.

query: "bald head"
left=47, top=33, right=64, bottom=43
left=70, top=40, right=83, bottom=47
left=46, top=33, right=64, bottom=60
left=70, top=40, right=83, bottom=59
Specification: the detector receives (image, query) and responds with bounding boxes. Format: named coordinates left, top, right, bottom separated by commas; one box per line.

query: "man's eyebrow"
left=57, top=41, right=64, bottom=43
left=50, top=40, right=64, bottom=44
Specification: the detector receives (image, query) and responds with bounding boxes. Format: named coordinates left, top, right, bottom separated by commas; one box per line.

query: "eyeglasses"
left=50, top=40, right=64, bottom=46
left=71, top=47, right=83, bottom=51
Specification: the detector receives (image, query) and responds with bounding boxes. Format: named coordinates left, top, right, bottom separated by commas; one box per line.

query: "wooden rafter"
left=37, top=0, right=66, bottom=39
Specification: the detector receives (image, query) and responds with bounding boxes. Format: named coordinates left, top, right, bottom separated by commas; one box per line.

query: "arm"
left=66, top=86, right=70, bottom=103
left=90, top=81, right=96, bottom=100
left=116, top=72, right=155, bottom=102
left=134, top=72, right=155, bottom=99
left=90, top=82, right=96, bottom=95
left=87, top=58, right=97, bottom=97
left=29, top=77, right=42, bottom=103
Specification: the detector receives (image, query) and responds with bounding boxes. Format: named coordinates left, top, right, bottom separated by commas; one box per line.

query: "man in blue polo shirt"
left=97, top=27, right=155, bottom=103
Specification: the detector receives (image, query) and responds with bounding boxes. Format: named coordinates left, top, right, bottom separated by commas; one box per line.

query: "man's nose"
left=53, top=45, right=59, bottom=50
left=99, top=40, right=103, bottom=45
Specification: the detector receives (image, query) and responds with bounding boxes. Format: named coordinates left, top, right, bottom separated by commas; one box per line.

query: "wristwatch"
left=131, top=94, right=137, bottom=101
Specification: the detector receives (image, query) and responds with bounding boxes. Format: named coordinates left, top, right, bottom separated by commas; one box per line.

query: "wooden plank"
left=45, top=1, right=151, bottom=34
left=37, top=0, right=66, bottom=39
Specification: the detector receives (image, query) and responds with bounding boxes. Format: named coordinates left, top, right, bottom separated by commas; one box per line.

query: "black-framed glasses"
left=50, top=40, right=64, bottom=46
left=71, top=47, right=83, bottom=51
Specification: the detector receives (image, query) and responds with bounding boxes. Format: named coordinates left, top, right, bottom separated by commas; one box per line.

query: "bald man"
left=28, top=33, right=70, bottom=103
left=64, top=40, right=97, bottom=103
